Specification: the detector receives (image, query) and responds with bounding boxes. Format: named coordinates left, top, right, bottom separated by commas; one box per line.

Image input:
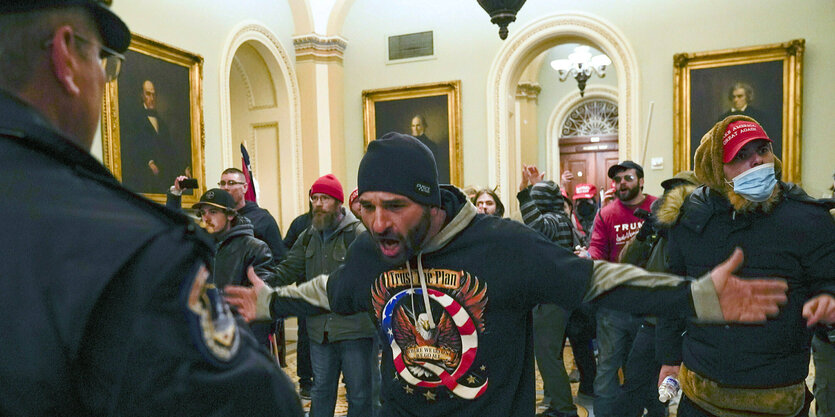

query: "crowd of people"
left=2, top=1, right=833, bottom=417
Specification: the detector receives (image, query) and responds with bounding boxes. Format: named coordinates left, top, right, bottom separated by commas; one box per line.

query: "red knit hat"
left=310, top=174, right=344, bottom=203
left=722, top=120, right=771, bottom=163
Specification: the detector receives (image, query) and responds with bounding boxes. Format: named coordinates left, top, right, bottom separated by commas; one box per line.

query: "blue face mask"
left=727, top=163, right=777, bottom=202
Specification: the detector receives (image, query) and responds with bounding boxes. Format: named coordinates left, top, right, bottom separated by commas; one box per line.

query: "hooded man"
left=517, top=167, right=580, bottom=417
left=225, top=132, right=789, bottom=417
left=658, top=116, right=835, bottom=417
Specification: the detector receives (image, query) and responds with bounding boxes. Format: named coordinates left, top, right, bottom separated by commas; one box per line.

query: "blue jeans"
left=309, top=337, right=375, bottom=417
left=593, top=307, right=641, bottom=417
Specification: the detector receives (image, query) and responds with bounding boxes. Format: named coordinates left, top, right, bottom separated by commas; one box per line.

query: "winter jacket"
left=213, top=216, right=276, bottom=289
left=664, top=182, right=835, bottom=387
left=264, top=186, right=732, bottom=417
left=167, top=193, right=287, bottom=262
left=0, top=90, right=302, bottom=416
left=270, top=209, right=375, bottom=344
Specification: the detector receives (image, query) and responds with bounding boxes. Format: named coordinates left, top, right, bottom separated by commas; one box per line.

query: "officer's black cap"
left=193, top=189, right=237, bottom=213
left=0, top=0, right=131, bottom=53
left=607, top=160, right=645, bottom=179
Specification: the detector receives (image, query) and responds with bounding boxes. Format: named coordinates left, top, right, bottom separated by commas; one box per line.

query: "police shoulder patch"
left=182, top=263, right=240, bottom=366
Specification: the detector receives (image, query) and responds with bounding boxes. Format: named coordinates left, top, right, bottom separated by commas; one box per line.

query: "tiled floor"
left=279, top=318, right=818, bottom=417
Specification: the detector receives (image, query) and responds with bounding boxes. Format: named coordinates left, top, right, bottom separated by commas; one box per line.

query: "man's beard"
left=372, top=206, right=432, bottom=266
left=617, top=184, right=640, bottom=202
left=312, top=208, right=339, bottom=231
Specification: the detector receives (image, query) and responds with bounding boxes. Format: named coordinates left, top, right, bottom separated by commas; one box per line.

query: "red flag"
left=240, top=143, right=257, bottom=202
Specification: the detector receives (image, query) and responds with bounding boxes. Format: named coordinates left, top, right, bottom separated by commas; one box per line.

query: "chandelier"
left=550, top=46, right=611, bottom=97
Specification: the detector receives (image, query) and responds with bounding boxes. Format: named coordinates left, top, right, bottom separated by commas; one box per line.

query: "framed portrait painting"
left=362, top=80, right=462, bottom=186
left=673, top=39, right=803, bottom=183
left=102, top=33, right=205, bottom=204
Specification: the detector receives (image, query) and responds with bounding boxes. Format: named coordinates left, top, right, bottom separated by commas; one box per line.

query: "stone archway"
left=486, top=12, right=639, bottom=206
left=220, top=22, right=304, bottom=226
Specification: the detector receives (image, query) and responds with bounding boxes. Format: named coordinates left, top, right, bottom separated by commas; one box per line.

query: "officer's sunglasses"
left=43, top=31, right=124, bottom=81
left=218, top=180, right=246, bottom=187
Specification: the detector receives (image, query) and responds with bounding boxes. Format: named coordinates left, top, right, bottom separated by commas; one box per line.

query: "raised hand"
left=710, top=248, right=788, bottom=322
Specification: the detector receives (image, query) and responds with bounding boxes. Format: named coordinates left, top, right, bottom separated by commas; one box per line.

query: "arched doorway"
left=220, top=24, right=303, bottom=229
left=557, top=98, right=620, bottom=199
left=486, top=12, right=639, bottom=207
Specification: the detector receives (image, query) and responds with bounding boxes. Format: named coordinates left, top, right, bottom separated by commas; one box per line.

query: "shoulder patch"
left=182, top=263, right=240, bottom=366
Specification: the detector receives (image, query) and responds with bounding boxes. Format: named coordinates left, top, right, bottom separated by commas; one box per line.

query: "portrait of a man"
left=373, top=95, right=451, bottom=183
left=688, top=60, right=783, bottom=166
left=118, top=50, right=194, bottom=195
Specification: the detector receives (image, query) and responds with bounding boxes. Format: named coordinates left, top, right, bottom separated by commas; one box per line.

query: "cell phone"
left=178, top=178, right=198, bottom=189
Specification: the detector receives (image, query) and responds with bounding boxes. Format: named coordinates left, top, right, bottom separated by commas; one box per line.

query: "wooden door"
left=558, top=135, right=619, bottom=199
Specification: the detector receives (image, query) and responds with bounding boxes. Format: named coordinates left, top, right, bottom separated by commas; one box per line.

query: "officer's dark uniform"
left=0, top=2, right=303, bottom=415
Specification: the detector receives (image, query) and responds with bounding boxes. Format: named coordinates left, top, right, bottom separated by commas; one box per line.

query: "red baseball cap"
left=722, top=120, right=771, bottom=163
left=573, top=183, right=597, bottom=200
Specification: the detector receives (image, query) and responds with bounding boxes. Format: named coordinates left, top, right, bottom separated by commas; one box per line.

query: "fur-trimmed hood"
left=694, top=115, right=783, bottom=213
left=654, top=184, right=699, bottom=228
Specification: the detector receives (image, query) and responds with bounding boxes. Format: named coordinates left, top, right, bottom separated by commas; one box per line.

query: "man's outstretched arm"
left=224, top=267, right=330, bottom=322
left=588, top=248, right=788, bottom=323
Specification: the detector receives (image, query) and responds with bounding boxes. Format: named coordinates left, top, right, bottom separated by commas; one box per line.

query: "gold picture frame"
left=362, top=80, right=462, bottom=186
left=102, top=33, right=205, bottom=204
left=673, top=39, right=803, bottom=183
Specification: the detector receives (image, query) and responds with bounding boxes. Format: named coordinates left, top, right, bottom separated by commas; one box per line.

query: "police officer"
left=0, top=1, right=302, bottom=415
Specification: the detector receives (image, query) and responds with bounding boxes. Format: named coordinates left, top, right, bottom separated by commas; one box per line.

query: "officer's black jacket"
left=0, top=90, right=302, bottom=416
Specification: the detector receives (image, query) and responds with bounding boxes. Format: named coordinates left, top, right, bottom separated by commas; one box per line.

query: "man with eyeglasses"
left=169, top=168, right=287, bottom=262
left=584, top=160, right=658, bottom=417
left=0, top=1, right=302, bottom=415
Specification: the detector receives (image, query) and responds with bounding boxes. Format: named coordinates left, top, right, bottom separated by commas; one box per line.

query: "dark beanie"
left=310, top=173, right=344, bottom=203
left=358, top=132, right=441, bottom=206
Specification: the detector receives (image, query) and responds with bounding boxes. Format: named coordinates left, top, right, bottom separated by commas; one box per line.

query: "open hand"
left=223, top=266, right=266, bottom=322
left=710, top=248, right=788, bottom=322
left=802, top=294, right=835, bottom=327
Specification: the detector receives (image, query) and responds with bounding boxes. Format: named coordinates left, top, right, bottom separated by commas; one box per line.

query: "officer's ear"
left=49, top=26, right=83, bottom=97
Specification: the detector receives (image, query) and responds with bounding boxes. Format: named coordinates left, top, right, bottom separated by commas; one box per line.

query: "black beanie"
left=358, top=132, right=441, bottom=206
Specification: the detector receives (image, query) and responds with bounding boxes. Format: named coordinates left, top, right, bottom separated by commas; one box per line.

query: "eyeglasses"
left=43, top=31, right=124, bottom=81
left=218, top=180, right=246, bottom=187
left=613, top=174, right=636, bottom=183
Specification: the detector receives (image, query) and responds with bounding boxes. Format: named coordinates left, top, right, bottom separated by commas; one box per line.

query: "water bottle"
left=658, top=375, right=680, bottom=402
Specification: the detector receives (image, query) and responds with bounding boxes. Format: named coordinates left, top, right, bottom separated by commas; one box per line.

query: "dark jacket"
left=273, top=186, right=712, bottom=416
left=167, top=193, right=287, bottom=262
left=213, top=216, right=276, bottom=289
left=283, top=210, right=312, bottom=249
left=238, top=201, right=287, bottom=262
left=0, top=90, right=302, bottom=416
left=665, top=183, right=835, bottom=387
left=272, top=209, right=376, bottom=343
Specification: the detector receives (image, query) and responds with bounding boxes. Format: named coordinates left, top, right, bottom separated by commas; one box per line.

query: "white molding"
left=546, top=85, right=619, bottom=176
left=219, top=22, right=304, bottom=215
left=486, top=12, right=640, bottom=206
